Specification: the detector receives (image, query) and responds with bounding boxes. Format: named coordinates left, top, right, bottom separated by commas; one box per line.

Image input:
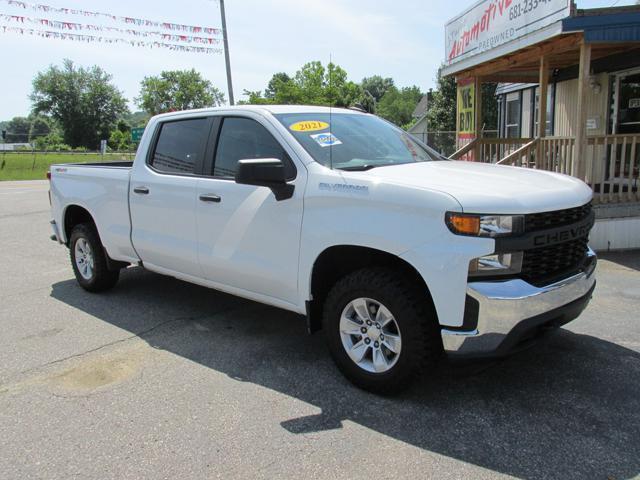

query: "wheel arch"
left=62, top=204, right=97, bottom=245
left=63, top=203, right=128, bottom=271
left=306, top=245, right=437, bottom=334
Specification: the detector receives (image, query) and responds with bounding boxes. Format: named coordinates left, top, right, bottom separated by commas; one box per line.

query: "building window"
left=533, top=84, right=554, bottom=136
left=505, top=92, right=521, bottom=138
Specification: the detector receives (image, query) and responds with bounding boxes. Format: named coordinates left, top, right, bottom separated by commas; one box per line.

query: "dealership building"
left=442, top=0, right=640, bottom=249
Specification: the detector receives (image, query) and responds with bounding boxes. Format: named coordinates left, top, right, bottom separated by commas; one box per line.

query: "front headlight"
left=468, top=252, right=523, bottom=277
left=445, top=212, right=524, bottom=237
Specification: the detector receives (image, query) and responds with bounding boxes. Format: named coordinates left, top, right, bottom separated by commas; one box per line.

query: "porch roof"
left=444, top=6, right=640, bottom=83
left=563, top=9, right=640, bottom=43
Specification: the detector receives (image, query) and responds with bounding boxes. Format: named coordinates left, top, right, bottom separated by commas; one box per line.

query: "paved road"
left=1, top=180, right=639, bottom=480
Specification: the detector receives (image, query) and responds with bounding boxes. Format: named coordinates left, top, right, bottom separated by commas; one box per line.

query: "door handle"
left=199, top=193, right=221, bottom=203
left=133, top=186, right=149, bottom=195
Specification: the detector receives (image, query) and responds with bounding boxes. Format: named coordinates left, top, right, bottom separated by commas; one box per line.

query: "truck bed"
left=50, top=160, right=138, bottom=263
left=57, top=161, right=134, bottom=168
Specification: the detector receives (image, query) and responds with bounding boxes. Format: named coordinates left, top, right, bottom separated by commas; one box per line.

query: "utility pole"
left=219, top=0, right=234, bottom=105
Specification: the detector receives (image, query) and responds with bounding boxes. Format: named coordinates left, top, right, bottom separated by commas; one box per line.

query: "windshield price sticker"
left=289, top=121, right=329, bottom=132
left=310, top=132, right=342, bottom=147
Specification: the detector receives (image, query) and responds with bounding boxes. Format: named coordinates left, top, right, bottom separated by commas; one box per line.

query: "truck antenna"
left=329, top=54, right=333, bottom=171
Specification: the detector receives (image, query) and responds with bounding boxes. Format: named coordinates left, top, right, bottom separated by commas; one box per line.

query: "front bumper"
left=441, top=248, right=596, bottom=357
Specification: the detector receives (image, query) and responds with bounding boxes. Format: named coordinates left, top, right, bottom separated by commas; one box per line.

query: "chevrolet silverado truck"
left=49, top=106, right=597, bottom=394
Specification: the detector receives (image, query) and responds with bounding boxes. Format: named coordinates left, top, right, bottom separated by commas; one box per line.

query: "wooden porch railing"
left=449, top=134, right=640, bottom=204
left=480, top=138, right=533, bottom=165
left=586, top=134, right=639, bottom=204
left=450, top=138, right=532, bottom=163
left=497, top=138, right=538, bottom=167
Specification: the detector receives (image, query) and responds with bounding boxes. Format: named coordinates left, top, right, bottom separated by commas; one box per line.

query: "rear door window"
left=150, top=118, right=210, bottom=175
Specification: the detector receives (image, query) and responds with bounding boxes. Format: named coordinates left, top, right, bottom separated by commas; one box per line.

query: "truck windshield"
left=274, top=113, right=444, bottom=170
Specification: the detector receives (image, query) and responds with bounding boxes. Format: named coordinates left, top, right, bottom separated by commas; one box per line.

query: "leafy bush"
left=34, top=132, right=64, bottom=150
left=108, top=129, right=132, bottom=151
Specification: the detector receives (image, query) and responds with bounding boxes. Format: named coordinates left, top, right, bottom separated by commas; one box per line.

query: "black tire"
left=323, top=267, right=442, bottom=394
left=69, top=223, right=119, bottom=292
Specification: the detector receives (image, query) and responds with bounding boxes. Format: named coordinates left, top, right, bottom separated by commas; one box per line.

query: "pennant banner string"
left=1, top=25, right=223, bottom=54
left=0, top=0, right=221, bottom=34
left=0, top=13, right=221, bottom=44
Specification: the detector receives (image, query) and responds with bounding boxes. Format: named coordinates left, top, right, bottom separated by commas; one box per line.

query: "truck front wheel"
left=323, top=267, right=441, bottom=394
left=69, top=223, right=119, bottom=292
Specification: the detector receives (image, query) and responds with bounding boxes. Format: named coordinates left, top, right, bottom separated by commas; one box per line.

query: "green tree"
left=137, top=69, right=225, bottom=115
left=376, top=86, right=423, bottom=128
left=361, top=75, right=394, bottom=103
left=30, top=59, right=128, bottom=149
left=107, top=119, right=132, bottom=151
left=264, top=72, right=291, bottom=99
left=28, top=116, right=51, bottom=142
left=108, top=129, right=131, bottom=151
left=124, top=111, right=150, bottom=128
left=243, top=61, right=364, bottom=108
left=427, top=66, right=498, bottom=134
left=241, top=90, right=273, bottom=105
left=426, top=67, right=457, bottom=134
left=33, top=131, right=66, bottom=150
left=5, top=117, right=31, bottom=143
left=481, top=82, right=498, bottom=132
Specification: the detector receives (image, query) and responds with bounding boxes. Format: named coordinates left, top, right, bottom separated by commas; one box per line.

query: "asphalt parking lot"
left=0, top=180, right=639, bottom=480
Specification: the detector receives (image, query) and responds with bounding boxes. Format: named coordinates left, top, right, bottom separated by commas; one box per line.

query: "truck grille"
left=521, top=237, right=589, bottom=286
left=524, top=202, right=592, bottom=233
left=520, top=203, right=592, bottom=286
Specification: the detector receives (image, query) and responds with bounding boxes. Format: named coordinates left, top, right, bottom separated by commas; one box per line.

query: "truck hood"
left=366, top=161, right=593, bottom=214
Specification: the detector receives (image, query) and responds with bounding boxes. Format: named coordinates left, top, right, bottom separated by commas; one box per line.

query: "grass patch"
left=0, top=152, right=134, bottom=181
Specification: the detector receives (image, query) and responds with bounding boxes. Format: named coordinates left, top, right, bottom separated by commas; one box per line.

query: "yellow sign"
left=457, top=80, right=475, bottom=136
left=289, top=121, right=329, bottom=132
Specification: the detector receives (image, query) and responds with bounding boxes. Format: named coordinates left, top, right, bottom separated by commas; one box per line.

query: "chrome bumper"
left=441, top=249, right=597, bottom=356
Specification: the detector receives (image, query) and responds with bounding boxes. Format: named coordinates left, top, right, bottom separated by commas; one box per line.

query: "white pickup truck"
left=49, top=105, right=597, bottom=393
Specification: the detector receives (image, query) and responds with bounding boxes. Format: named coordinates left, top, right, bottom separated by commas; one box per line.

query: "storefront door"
left=607, top=70, right=640, bottom=191
left=612, top=69, right=640, bottom=135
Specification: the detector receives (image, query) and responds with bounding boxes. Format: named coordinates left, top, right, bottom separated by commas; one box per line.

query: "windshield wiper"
left=337, top=164, right=379, bottom=171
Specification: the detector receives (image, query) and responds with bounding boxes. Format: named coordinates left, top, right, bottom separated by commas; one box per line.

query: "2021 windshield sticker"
left=310, top=132, right=342, bottom=148
left=289, top=120, right=329, bottom=132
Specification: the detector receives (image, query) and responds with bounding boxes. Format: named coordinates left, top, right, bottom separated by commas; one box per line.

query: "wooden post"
left=574, top=41, right=591, bottom=179
left=536, top=55, right=548, bottom=168
left=474, top=76, right=482, bottom=161
left=538, top=55, right=548, bottom=139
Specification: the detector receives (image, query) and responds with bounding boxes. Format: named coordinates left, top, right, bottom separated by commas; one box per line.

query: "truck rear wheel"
left=69, top=223, right=119, bottom=292
left=323, top=267, right=441, bottom=394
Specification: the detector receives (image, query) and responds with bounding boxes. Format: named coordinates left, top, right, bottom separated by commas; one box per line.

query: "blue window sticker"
left=310, top=132, right=342, bottom=148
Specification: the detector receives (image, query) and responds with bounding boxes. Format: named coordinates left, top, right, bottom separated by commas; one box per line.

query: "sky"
left=0, top=0, right=636, bottom=119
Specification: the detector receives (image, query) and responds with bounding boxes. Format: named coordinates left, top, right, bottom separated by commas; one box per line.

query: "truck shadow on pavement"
left=599, top=250, right=640, bottom=271
left=50, top=267, right=640, bottom=480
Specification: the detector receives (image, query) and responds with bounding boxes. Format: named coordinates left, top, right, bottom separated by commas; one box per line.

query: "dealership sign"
left=445, top=0, right=570, bottom=66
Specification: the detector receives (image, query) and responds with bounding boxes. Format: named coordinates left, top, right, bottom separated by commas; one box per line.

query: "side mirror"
left=235, top=158, right=294, bottom=201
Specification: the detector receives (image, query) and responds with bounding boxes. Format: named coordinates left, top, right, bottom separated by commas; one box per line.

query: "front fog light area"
left=469, top=252, right=523, bottom=278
